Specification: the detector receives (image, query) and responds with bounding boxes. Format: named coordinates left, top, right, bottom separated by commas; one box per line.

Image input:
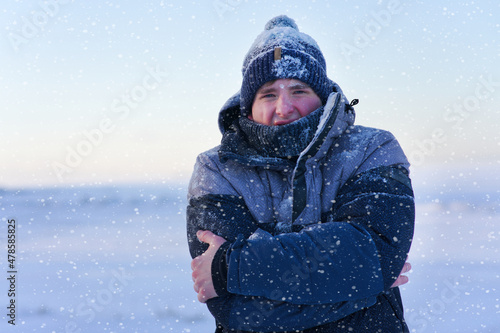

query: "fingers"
left=392, top=275, right=409, bottom=288
left=192, top=278, right=208, bottom=302
left=190, top=255, right=201, bottom=270
left=197, top=230, right=220, bottom=247
left=401, top=262, right=412, bottom=274
left=197, top=286, right=212, bottom=303
left=196, top=230, right=213, bottom=243
left=390, top=262, right=413, bottom=288
left=196, top=230, right=227, bottom=247
left=192, top=274, right=216, bottom=303
left=191, top=266, right=205, bottom=295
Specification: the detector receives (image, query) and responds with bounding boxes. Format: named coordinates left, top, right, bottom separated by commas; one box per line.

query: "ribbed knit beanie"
left=240, top=15, right=333, bottom=116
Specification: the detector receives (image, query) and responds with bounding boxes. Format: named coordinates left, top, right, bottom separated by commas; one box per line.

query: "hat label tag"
left=274, top=47, right=282, bottom=61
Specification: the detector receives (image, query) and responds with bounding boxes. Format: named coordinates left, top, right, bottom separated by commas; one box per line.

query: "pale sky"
left=1, top=0, right=498, bottom=188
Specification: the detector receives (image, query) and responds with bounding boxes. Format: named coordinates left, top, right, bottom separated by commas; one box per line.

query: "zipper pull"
left=345, top=98, right=359, bottom=113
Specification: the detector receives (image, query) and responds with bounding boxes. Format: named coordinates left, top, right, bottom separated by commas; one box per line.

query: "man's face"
left=250, top=78, right=322, bottom=126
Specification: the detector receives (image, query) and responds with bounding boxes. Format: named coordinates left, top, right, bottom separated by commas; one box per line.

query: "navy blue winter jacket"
left=187, top=88, right=414, bottom=332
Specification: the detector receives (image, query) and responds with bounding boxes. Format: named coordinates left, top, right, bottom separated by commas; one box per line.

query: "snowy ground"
left=402, top=163, right=500, bottom=332
left=1, top=164, right=499, bottom=332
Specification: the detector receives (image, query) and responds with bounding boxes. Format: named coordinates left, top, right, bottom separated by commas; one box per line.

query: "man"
left=187, top=15, right=414, bottom=332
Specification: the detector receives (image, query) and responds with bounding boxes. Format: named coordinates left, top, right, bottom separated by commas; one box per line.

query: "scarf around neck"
left=238, top=106, right=323, bottom=159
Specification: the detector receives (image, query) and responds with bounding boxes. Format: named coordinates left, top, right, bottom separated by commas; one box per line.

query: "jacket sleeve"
left=205, top=292, right=375, bottom=332
left=224, top=164, right=415, bottom=305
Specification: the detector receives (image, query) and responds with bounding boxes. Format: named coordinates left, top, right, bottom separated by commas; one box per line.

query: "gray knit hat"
left=240, top=15, right=333, bottom=116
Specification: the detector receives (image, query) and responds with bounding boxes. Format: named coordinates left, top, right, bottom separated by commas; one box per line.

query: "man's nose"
left=276, top=95, right=294, bottom=117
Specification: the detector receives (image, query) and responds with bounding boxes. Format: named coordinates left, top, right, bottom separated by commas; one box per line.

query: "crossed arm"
left=193, top=230, right=412, bottom=303
left=187, top=162, right=415, bottom=331
left=192, top=230, right=412, bottom=303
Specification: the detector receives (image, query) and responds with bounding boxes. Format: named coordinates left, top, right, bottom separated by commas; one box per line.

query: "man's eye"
left=261, top=94, right=275, bottom=98
left=293, top=90, right=307, bottom=94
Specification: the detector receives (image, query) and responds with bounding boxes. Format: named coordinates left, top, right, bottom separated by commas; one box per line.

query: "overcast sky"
left=1, top=0, right=498, bottom=188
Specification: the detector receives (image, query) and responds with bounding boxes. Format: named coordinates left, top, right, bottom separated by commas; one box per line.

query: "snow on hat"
left=240, top=15, right=332, bottom=116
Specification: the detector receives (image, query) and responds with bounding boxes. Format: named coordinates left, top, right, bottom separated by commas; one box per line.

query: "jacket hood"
left=217, top=79, right=356, bottom=168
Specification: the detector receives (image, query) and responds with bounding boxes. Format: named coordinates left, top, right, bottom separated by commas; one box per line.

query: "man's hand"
left=391, top=262, right=412, bottom=288
left=191, top=230, right=227, bottom=303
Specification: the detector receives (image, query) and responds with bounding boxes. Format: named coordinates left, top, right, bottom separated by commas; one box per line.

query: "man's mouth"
left=274, top=118, right=298, bottom=126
